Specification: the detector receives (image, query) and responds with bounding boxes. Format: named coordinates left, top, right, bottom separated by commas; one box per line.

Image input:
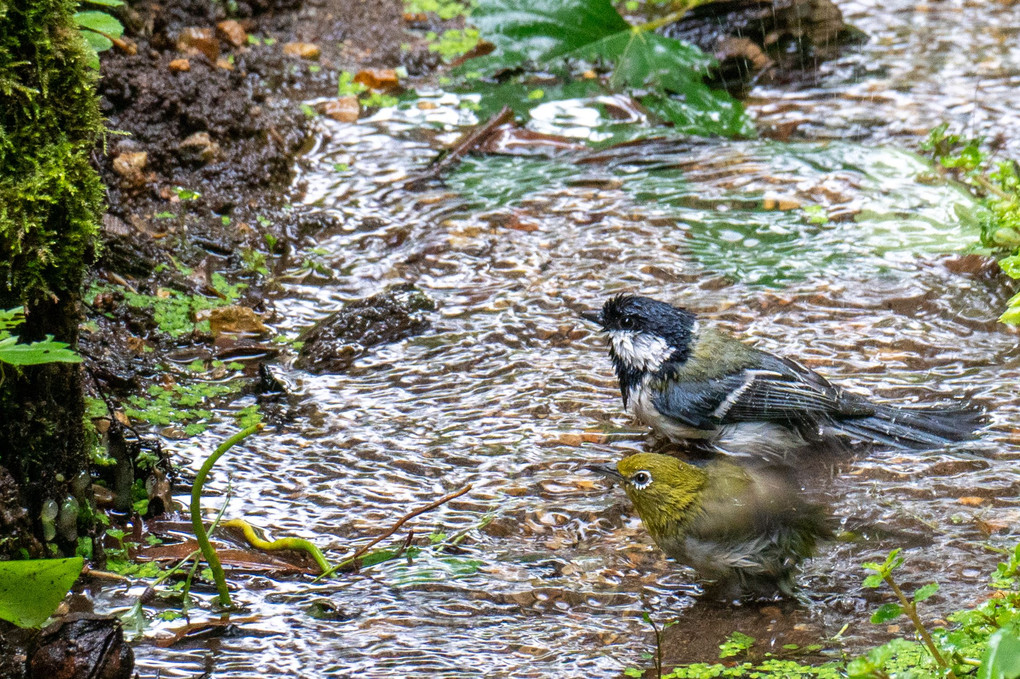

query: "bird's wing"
left=653, top=356, right=873, bottom=428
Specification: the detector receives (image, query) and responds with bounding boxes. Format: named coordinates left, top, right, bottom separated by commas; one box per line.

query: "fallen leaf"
left=354, top=68, right=399, bottom=91
left=176, top=27, right=219, bottom=61
left=196, top=305, right=269, bottom=337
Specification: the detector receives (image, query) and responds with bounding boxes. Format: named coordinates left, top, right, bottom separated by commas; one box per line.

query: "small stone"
left=168, top=58, right=190, bottom=72
left=216, top=19, right=247, bottom=47
left=176, top=27, right=220, bottom=61
left=316, top=97, right=360, bottom=122
left=354, top=68, right=399, bottom=91
left=215, top=58, right=234, bottom=71
left=177, top=131, right=220, bottom=165
left=763, top=194, right=801, bottom=210
left=112, top=151, right=148, bottom=186
left=417, top=101, right=438, bottom=110
left=283, top=42, right=320, bottom=59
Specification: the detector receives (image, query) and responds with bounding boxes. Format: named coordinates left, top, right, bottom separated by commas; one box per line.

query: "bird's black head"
left=583, top=295, right=697, bottom=401
left=592, top=295, right=696, bottom=344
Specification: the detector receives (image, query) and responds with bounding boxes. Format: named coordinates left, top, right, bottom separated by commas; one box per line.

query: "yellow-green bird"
left=592, top=452, right=832, bottom=597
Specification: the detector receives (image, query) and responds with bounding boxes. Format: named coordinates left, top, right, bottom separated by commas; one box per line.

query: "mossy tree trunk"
left=0, top=0, right=105, bottom=558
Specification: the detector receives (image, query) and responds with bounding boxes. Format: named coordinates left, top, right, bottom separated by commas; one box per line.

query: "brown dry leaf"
left=125, top=335, right=148, bottom=355
left=156, top=616, right=261, bottom=648
left=196, top=305, right=269, bottom=337
left=168, top=58, right=191, bottom=72
left=958, top=496, right=986, bottom=506
left=283, top=42, right=320, bottom=59
left=354, top=68, right=399, bottom=91
left=176, top=27, right=219, bottom=61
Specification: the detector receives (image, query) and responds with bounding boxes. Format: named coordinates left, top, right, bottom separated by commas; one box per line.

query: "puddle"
left=103, top=0, right=1020, bottom=675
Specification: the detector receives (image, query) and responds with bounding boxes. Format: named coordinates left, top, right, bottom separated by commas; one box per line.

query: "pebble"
left=216, top=19, right=247, bottom=47
left=316, top=97, right=360, bottom=122
left=283, top=42, right=320, bottom=59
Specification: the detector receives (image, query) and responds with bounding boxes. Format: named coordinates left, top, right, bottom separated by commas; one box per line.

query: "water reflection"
left=115, top=1, right=1020, bottom=674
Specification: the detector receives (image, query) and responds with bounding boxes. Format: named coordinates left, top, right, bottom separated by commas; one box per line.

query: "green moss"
left=0, top=0, right=104, bottom=306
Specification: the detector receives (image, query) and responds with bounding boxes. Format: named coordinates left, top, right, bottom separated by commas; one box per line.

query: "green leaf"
left=999, top=254, right=1020, bottom=278
left=979, top=627, right=1020, bottom=679
left=84, top=0, right=125, bottom=6
left=80, top=30, right=113, bottom=53
left=0, top=335, right=82, bottom=365
left=999, top=305, right=1020, bottom=325
left=472, top=0, right=629, bottom=64
left=862, top=573, right=885, bottom=588
left=624, top=668, right=644, bottom=678
left=870, top=603, right=903, bottom=624
left=912, top=582, right=939, bottom=603
left=73, top=10, right=124, bottom=38
left=641, top=92, right=752, bottom=138
left=0, top=557, right=83, bottom=627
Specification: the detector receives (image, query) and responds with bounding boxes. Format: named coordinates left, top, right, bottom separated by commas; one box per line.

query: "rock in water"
left=662, top=0, right=864, bottom=95
left=295, top=284, right=435, bottom=373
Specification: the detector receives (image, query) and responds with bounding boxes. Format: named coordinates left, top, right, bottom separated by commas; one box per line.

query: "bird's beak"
left=580, top=309, right=603, bottom=326
left=587, top=463, right=623, bottom=481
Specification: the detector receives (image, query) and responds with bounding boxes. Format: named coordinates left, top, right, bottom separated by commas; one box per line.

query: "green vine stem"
left=883, top=573, right=958, bottom=679
left=221, top=518, right=333, bottom=575
left=632, top=0, right=712, bottom=34
left=190, top=423, right=264, bottom=606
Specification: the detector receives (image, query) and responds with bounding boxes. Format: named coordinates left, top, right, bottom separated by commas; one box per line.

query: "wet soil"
left=85, top=0, right=415, bottom=392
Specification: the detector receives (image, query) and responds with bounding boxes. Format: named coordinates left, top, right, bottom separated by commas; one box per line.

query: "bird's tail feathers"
left=837, top=403, right=984, bottom=450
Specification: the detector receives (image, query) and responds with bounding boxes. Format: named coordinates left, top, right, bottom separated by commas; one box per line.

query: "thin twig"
left=317, top=485, right=472, bottom=579
left=406, top=108, right=514, bottom=187
left=347, top=485, right=472, bottom=564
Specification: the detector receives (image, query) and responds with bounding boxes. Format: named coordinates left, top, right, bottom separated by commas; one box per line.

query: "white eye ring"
left=630, top=470, right=652, bottom=489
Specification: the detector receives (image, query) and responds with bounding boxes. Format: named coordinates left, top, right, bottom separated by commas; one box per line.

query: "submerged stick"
left=406, top=107, right=514, bottom=188
left=317, top=484, right=472, bottom=579
left=190, top=424, right=264, bottom=607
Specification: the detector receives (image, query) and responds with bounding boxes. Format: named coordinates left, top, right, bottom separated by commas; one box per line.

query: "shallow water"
left=111, top=1, right=1020, bottom=676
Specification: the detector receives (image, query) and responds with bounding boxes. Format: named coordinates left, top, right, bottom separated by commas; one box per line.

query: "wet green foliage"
left=921, top=124, right=1020, bottom=324
left=643, top=546, right=1020, bottom=678
left=121, top=360, right=248, bottom=436
left=114, top=273, right=246, bottom=338
left=457, top=0, right=751, bottom=137
left=0, top=0, right=104, bottom=307
left=74, top=0, right=125, bottom=69
left=0, top=557, right=83, bottom=627
left=0, top=307, right=81, bottom=365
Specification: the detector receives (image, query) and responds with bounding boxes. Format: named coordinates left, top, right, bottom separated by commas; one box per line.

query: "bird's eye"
left=620, top=315, right=635, bottom=329
left=630, top=470, right=652, bottom=489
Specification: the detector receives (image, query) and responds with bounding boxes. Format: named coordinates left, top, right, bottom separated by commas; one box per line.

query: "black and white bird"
left=582, top=294, right=982, bottom=458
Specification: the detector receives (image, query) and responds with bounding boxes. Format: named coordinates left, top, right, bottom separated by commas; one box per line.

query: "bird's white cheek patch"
left=609, top=331, right=672, bottom=371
